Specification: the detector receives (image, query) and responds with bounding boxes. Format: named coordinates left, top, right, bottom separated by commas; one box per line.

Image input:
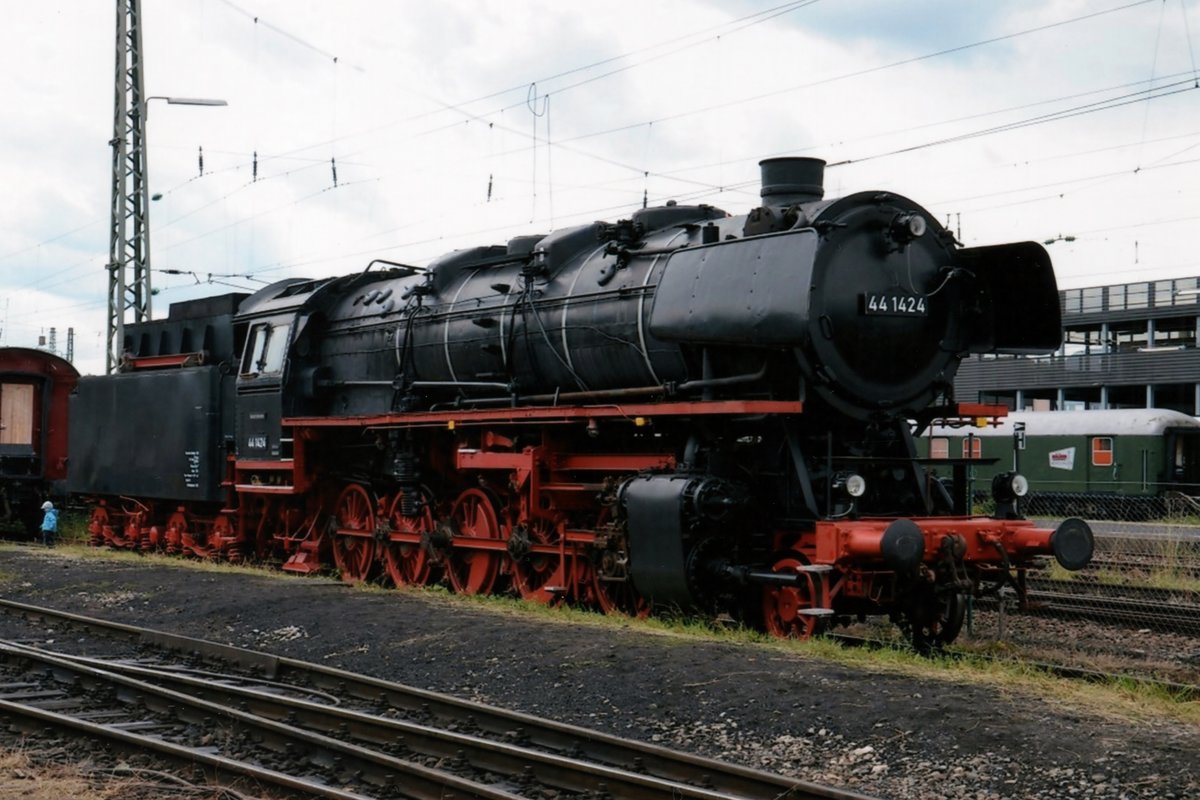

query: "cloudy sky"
left=2, top=0, right=1198, bottom=374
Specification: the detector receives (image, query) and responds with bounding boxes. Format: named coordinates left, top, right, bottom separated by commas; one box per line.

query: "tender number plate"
left=861, top=292, right=928, bottom=317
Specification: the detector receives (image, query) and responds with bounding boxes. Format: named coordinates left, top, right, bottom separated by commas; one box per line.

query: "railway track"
left=1021, top=578, right=1200, bottom=635
left=0, top=598, right=873, bottom=800
left=1082, top=555, right=1200, bottom=580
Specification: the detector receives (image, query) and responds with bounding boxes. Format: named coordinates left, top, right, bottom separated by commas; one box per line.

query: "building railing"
left=1062, top=276, right=1200, bottom=315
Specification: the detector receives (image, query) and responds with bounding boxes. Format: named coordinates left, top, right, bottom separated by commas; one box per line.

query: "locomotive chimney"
left=759, top=157, right=825, bottom=205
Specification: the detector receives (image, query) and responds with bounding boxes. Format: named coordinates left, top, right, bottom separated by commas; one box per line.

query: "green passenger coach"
left=919, top=409, right=1200, bottom=516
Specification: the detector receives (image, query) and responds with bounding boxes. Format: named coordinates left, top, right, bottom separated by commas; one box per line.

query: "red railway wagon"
left=0, top=347, right=78, bottom=534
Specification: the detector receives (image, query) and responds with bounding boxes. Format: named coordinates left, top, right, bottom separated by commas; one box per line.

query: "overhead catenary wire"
left=545, top=0, right=1166, bottom=149
left=186, top=0, right=1155, bottom=198
left=189, top=0, right=1194, bottom=219
left=13, top=0, right=1174, bottom=278
left=9, top=0, right=1198, bottom=351
left=153, top=79, right=1199, bottom=281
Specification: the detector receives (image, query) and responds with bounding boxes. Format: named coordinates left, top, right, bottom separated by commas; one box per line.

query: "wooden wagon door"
left=0, top=382, right=36, bottom=448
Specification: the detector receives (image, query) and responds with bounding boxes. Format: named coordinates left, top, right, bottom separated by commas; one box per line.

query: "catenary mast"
left=107, top=0, right=151, bottom=374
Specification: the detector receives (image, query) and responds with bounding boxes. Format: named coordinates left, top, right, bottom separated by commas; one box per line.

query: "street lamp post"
left=135, top=96, right=228, bottom=320
left=151, top=97, right=228, bottom=108
left=106, top=94, right=225, bottom=373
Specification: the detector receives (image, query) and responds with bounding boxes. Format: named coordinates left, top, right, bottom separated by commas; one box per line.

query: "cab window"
left=240, top=322, right=290, bottom=376
left=929, top=438, right=949, bottom=459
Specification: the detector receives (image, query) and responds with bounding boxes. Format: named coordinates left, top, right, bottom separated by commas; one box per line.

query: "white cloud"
left=1, top=0, right=1197, bottom=375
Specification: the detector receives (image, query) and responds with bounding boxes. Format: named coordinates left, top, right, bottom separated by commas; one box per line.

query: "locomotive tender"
left=72, top=157, right=1094, bottom=647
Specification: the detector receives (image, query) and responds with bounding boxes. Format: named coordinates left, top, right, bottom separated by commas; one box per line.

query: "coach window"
left=962, top=437, right=982, bottom=460
left=930, top=438, right=949, bottom=459
left=241, top=322, right=290, bottom=377
left=1092, top=437, right=1114, bottom=467
left=0, top=383, right=34, bottom=446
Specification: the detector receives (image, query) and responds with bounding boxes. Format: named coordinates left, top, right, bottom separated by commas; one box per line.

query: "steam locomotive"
left=70, top=157, right=1094, bottom=648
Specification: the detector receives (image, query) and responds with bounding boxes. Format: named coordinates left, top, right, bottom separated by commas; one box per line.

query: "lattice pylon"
left=107, top=0, right=153, bottom=373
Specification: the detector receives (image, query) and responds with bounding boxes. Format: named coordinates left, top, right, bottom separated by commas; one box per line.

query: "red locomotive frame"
left=87, top=396, right=1064, bottom=643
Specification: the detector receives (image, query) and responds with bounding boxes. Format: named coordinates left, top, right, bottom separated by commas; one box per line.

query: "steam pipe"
left=409, top=362, right=771, bottom=408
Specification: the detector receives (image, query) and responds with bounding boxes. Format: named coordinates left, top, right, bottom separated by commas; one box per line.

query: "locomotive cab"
left=237, top=316, right=293, bottom=460
left=234, top=280, right=322, bottom=463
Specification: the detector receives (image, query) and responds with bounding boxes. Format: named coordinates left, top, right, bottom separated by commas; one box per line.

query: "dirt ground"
left=0, top=544, right=1196, bottom=800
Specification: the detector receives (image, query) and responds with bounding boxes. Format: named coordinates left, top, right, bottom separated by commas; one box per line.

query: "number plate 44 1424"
left=861, top=292, right=928, bottom=317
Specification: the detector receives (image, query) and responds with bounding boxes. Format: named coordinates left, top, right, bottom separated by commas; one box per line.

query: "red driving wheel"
left=382, top=491, right=435, bottom=587
left=445, top=488, right=505, bottom=596
left=331, top=483, right=377, bottom=583
left=511, top=518, right=568, bottom=605
left=592, top=570, right=651, bottom=618
left=586, top=508, right=649, bottom=618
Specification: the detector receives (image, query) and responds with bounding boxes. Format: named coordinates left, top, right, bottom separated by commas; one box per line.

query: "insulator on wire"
left=252, top=151, right=258, bottom=182
left=198, top=146, right=204, bottom=176
left=331, top=157, right=338, bottom=188
left=487, top=174, right=493, bottom=202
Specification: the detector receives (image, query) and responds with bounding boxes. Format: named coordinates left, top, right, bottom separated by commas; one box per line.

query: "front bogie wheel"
left=761, top=552, right=830, bottom=640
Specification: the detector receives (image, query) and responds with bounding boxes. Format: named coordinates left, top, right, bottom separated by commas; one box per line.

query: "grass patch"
left=0, top=539, right=313, bottom=584
left=0, top=749, right=142, bottom=799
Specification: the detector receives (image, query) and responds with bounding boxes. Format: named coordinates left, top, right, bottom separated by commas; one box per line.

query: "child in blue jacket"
left=40, top=501, right=58, bottom=547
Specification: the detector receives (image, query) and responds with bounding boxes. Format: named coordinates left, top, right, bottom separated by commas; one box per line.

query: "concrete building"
left=955, top=276, right=1200, bottom=414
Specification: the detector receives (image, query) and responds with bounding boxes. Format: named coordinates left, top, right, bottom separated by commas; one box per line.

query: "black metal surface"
left=67, top=367, right=231, bottom=502
left=649, top=229, right=817, bottom=346
left=758, top=157, right=826, bottom=204
left=237, top=390, right=284, bottom=459
left=880, top=519, right=924, bottom=572
left=243, top=157, right=1064, bottom=424
left=122, top=294, right=245, bottom=362
left=1050, top=517, right=1095, bottom=570
left=958, top=242, right=1061, bottom=355
left=798, top=192, right=965, bottom=416
left=622, top=475, right=697, bottom=608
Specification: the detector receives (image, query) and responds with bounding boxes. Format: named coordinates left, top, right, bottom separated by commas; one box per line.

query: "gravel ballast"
left=0, top=545, right=1196, bottom=800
